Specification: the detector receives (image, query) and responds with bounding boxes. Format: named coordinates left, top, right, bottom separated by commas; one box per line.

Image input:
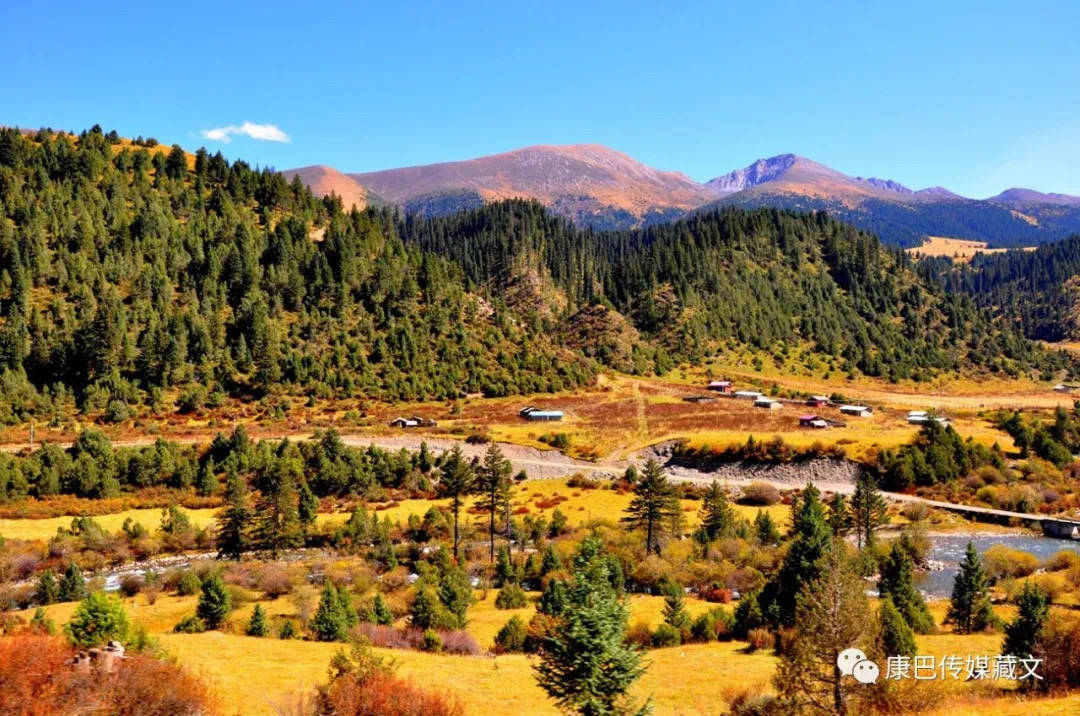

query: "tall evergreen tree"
left=878, top=543, right=935, bottom=634
left=36, top=569, right=59, bottom=605
left=774, top=541, right=872, bottom=716
left=1002, top=582, right=1050, bottom=659
left=877, top=595, right=917, bottom=658
left=753, top=510, right=780, bottom=545
left=762, top=483, right=832, bottom=626
left=946, top=541, right=996, bottom=634
left=534, top=538, right=646, bottom=715
left=620, top=458, right=678, bottom=555
left=216, top=469, right=252, bottom=559
left=476, top=442, right=513, bottom=562
left=438, top=445, right=475, bottom=560
left=697, top=481, right=735, bottom=542
left=826, top=492, right=853, bottom=537
left=849, top=474, right=887, bottom=549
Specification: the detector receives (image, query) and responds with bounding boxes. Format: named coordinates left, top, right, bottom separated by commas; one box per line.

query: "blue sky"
left=4, top=1, right=1078, bottom=197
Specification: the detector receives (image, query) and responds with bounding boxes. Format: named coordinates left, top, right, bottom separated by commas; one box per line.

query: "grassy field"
left=904, top=237, right=1038, bottom=263
left=17, top=592, right=1080, bottom=716
left=0, top=476, right=793, bottom=543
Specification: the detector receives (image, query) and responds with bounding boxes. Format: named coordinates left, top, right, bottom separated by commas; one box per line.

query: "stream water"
left=914, top=533, right=1079, bottom=598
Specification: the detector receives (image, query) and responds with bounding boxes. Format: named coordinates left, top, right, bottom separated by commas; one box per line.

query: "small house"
left=1054, top=384, right=1079, bottom=393
left=733, top=390, right=763, bottom=400
left=806, top=395, right=829, bottom=407
left=707, top=380, right=734, bottom=393
left=521, top=407, right=564, bottom=422
left=839, top=405, right=873, bottom=418
left=754, top=397, right=782, bottom=410
left=799, top=414, right=828, bottom=427
left=389, top=417, right=419, bottom=428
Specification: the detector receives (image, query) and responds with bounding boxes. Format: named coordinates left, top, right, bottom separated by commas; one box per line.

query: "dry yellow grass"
left=0, top=507, right=219, bottom=542
left=904, top=237, right=1030, bottom=263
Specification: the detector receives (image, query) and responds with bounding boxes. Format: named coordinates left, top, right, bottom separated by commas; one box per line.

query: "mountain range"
left=285, top=146, right=1080, bottom=247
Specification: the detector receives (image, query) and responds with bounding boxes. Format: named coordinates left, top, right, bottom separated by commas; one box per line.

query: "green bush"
left=421, top=628, right=443, bottom=652
left=651, top=622, right=682, bottom=648
left=65, top=593, right=130, bottom=647
left=495, top=583, right=528, bottom=610
left=173, top=615, right=207, bottom=633
left=176, top=570, right=202, bottom=596
left=495, top=615, right=528, bottom=653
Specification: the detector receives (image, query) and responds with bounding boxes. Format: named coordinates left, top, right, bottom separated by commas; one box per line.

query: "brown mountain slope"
left=281, top=165, right=368, bottom=210
left=347, top=144, right=715, bottom=215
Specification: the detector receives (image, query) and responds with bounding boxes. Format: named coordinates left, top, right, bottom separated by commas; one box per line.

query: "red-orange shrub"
left=317, top=671, right=463, bottom=716
left=0, top=634, right=219, bottom=715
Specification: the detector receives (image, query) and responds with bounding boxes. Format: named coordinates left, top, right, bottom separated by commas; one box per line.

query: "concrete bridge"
left=888, top=493, right=1080, bottom=539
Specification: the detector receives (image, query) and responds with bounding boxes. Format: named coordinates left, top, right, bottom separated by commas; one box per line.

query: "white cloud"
left=200, top=121, right=290, bottom=144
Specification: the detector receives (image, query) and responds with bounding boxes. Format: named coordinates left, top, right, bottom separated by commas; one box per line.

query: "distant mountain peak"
left=990, top=187, right=1080, bottom=207
left=704, top=154, right=801, bottom=196
left=857, top=177, right=914, bottom=195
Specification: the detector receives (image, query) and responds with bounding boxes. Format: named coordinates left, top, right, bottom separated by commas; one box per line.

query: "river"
left=914, top=533, right=1079, bottom=599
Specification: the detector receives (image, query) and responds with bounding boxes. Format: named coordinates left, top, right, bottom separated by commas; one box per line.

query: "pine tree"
left=534, top=538, right=646, bottom=715
left=373, top=593, right=394, bottom=626
left=311, top=584, right=348, bottom=642
left=1003, top=582, right=1049, bottom=659
left=774, top=541, right=872, bottom=716
left=849, top=474, right=887, bottom=549
left=495, top=544, right=515, bottom=587
left=753, top=510, right=780, bottom=545
left=36, top=569, right=59, bottom=605
left=620, top=458, right=678, bottom=555
left=438, top=445, right=475, bottom=560
left=246, top=604, right=269, bottom=637
left=879, top=543, right=934, bottom=634
left=697, top=481, right=735, bottom=542
left=298, top=478, right=318, bottom=535
left=827, top=492, right=853, bottom=537
left=946, top=541, right=996, bottom=634
left=216, top=470, right=252, bottom=559
left=662, top=584, right=691, bottom=636
left=538, top=578, right=569, bottom=617
left=763, top=483, right=832, bottom=626
left=59, top=562, right=87, bottom=602
left=254, top=462, right=302, bottom=555
left=196, top=572, right=232, bottom=630
left=878, top=595, right=917, bottom=658
left=196, top=460, right=218, bottom=497
left=540, top=544, right=561, bottom=576
left=476, top=443, right=513, bottom=562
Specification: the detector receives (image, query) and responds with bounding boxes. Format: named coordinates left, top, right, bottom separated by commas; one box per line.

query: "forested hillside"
left=0, top=126, right=1071, bottom=427
left=404, top=200, right=1071, bottom=381
left=918, top=235, right=1080, bottom=341
left=0, top=127, right=594, bottom=422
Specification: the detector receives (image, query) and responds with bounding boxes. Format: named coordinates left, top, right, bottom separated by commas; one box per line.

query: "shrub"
left=1045, top=550, right=1080, bottom=573
left=279, top=620, right=298, bottom=639
left=651, top=622, right=681, bottom=648
left=899, top=502, right=929, bottom=522
left=739, top=482, right=781, bottom=506
left=176, top=570, right=202, bottom=596
left=316, top=670, right=463, bottom=716
left=0, top=635, right=219, bottom=715
left=173, top=615, right=206, bottom=633
left=257, top=566, right=294, bottom=598
left=65, top=592, right=129, bottom=647
left=495, top=615, right=528, bottom=653
left=421, top=628, right=443, bottom=652
left=1035, top=613, right=1080, bottom=690
left=746, top=627, right=772, bottom=652
left=983, top=545, right=1039, bottom=581
left=494, top=583, right=528, bottom=610
left=104, top=400, right=131, bottom=424
left=439, top=629, right=481, bottom=656
left=119, top=573, right=144, bottom=597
